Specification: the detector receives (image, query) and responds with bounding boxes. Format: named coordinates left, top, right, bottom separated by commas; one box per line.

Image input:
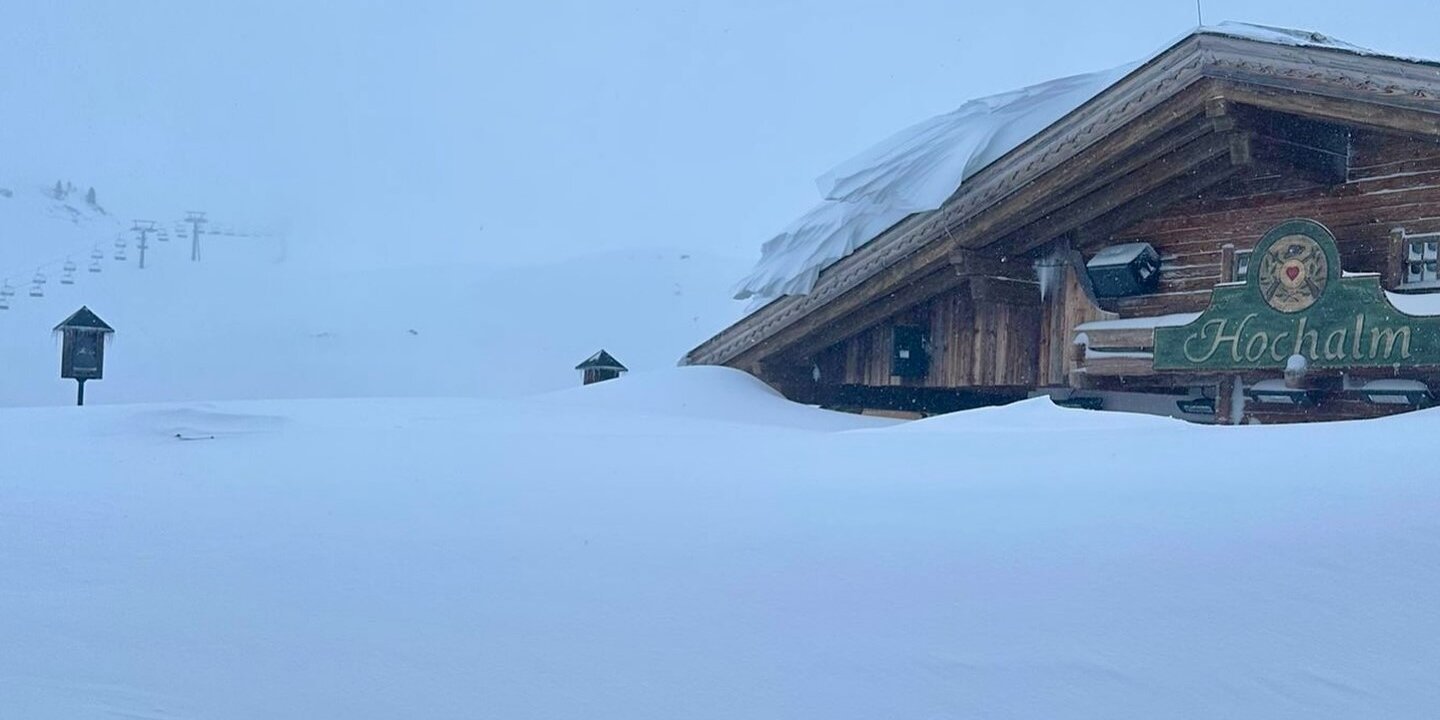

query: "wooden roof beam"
left=1003, top=130, right=1250, bottom=257
left=1072, top=152, right=1249, bottom=247
left=1216, top=80, right=1440, bottom=142
left=953, top=113, right=1221, bottom=254
left=765, top=269, right=968, bottom=368
left=1246, top=111, right=1351, bottom=186
left=944, top=81, right=1225, bottom=253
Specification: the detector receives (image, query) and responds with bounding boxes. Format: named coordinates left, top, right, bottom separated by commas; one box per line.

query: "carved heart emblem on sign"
left=1286, top=266, right=1301, bottom=281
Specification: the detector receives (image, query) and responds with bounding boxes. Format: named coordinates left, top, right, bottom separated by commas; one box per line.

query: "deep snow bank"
left=540, top=365, right=897, bottom=431
left=4, top=368, right=1440, bottom=719
left=866, top=395, right=1184, bottom=434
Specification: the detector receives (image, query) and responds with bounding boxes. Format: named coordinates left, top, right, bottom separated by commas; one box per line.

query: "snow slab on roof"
left=733, top=22, right=1394, bottom=302
left=1087, top=242, right=1154, bottom=266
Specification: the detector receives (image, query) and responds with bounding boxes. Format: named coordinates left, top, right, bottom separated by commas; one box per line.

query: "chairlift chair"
left=29, top=282, right=43, bottom=298
left=89, top=259, right=103, bottom=273
left=114, top=248, right=127, bottom=261
left=32, top=270, right=46, bottom=286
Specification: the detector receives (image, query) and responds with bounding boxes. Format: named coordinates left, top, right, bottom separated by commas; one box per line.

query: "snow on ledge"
left=1076, top=312, right=1201, bottom=331
left=1385, top=290, right=1440, bottom=316
left=1085, top=348, right=1154, bottom=360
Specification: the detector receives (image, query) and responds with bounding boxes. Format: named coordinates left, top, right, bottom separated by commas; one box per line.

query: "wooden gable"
left=684, top=31, right=1440, bottom=385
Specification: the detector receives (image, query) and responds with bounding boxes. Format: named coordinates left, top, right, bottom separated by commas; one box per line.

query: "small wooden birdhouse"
left=54, top=306, right=114, bottom=405
left=576, top=349, right=628, bottom=385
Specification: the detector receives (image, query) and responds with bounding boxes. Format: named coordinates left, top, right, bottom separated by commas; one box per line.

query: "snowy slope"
left=4, top=369, right=1440, bottom=718
left=0, top=180, right=124, bottom=280
left=0, top=181, right=750, bottom=406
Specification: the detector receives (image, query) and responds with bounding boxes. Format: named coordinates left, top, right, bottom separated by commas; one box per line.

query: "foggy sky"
left=2, top=1, right=1434, bottom=270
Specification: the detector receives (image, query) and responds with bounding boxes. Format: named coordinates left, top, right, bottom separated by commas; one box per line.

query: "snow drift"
left=5, top=369, right=1440, bottom=718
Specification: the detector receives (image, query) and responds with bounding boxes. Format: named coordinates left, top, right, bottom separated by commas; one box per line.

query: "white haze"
left=2, top=1, right=1436, bottom=273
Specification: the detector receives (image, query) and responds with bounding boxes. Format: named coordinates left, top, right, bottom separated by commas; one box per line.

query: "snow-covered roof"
left=53, top=305, right=114, bottom=333
left=732, top=22, right=1398, bottom=303
left=576, top=349, right=628, bottom=371
left=1087, top=242, right=1156, bottom=267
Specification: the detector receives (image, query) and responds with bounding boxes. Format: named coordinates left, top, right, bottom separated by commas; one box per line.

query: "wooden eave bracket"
left=1206, top=96, right=1235, bottom=131
left=948, top=249, right=1032, bottom=280
left=968, top=276, right=1041, bottom=306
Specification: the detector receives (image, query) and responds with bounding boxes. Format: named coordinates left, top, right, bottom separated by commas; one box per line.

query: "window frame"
left=1400, top=232, right=1440, bottom=290
left=1232, top=249, right=1252, bottom=283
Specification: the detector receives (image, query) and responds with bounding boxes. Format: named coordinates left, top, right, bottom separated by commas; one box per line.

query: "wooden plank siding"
left=812, top=128, right=1440, bottom=405
left=1038, top=264, right=1117, bottom=387
left=813, top=283, right=1041, bottom=389
left=1098, top=129, right=1440, bottom=318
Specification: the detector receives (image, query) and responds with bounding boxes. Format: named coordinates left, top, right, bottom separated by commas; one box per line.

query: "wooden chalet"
left=683, top=27, right=1440, bottom=423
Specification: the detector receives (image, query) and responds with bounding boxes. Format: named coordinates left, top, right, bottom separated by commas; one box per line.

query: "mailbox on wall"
left=1086, top=242, right=1161, bottom=297
left=892, top=326, right=929, bottom=379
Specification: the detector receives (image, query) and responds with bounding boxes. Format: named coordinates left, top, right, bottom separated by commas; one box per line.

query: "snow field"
left=4, top=368, right=1439, bottom=718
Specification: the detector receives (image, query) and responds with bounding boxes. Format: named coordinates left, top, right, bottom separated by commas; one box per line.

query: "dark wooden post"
left=1215, top=243, right=1239, bottom=425
left=1388, top=227, right=1408, bottom=290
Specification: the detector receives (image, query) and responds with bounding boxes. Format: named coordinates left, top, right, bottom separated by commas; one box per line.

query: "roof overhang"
left=683, top=32, right=1440, bottom=371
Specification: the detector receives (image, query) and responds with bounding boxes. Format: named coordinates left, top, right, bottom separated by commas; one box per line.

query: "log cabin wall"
left=1037, top=265, right=1117, bottom=387
left=1091, top=129, right=1440, bottom=319
left=812, top=284, right=1040, bottom=389
left=809, top=129, right=1440, bottom=410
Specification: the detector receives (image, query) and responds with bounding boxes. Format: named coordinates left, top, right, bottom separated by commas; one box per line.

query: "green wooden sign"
left=1154, top=219, right=1440, bottom=371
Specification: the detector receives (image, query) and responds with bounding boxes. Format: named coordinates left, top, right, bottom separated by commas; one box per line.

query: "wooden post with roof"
left=55, top=306, right=115, bottom=406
